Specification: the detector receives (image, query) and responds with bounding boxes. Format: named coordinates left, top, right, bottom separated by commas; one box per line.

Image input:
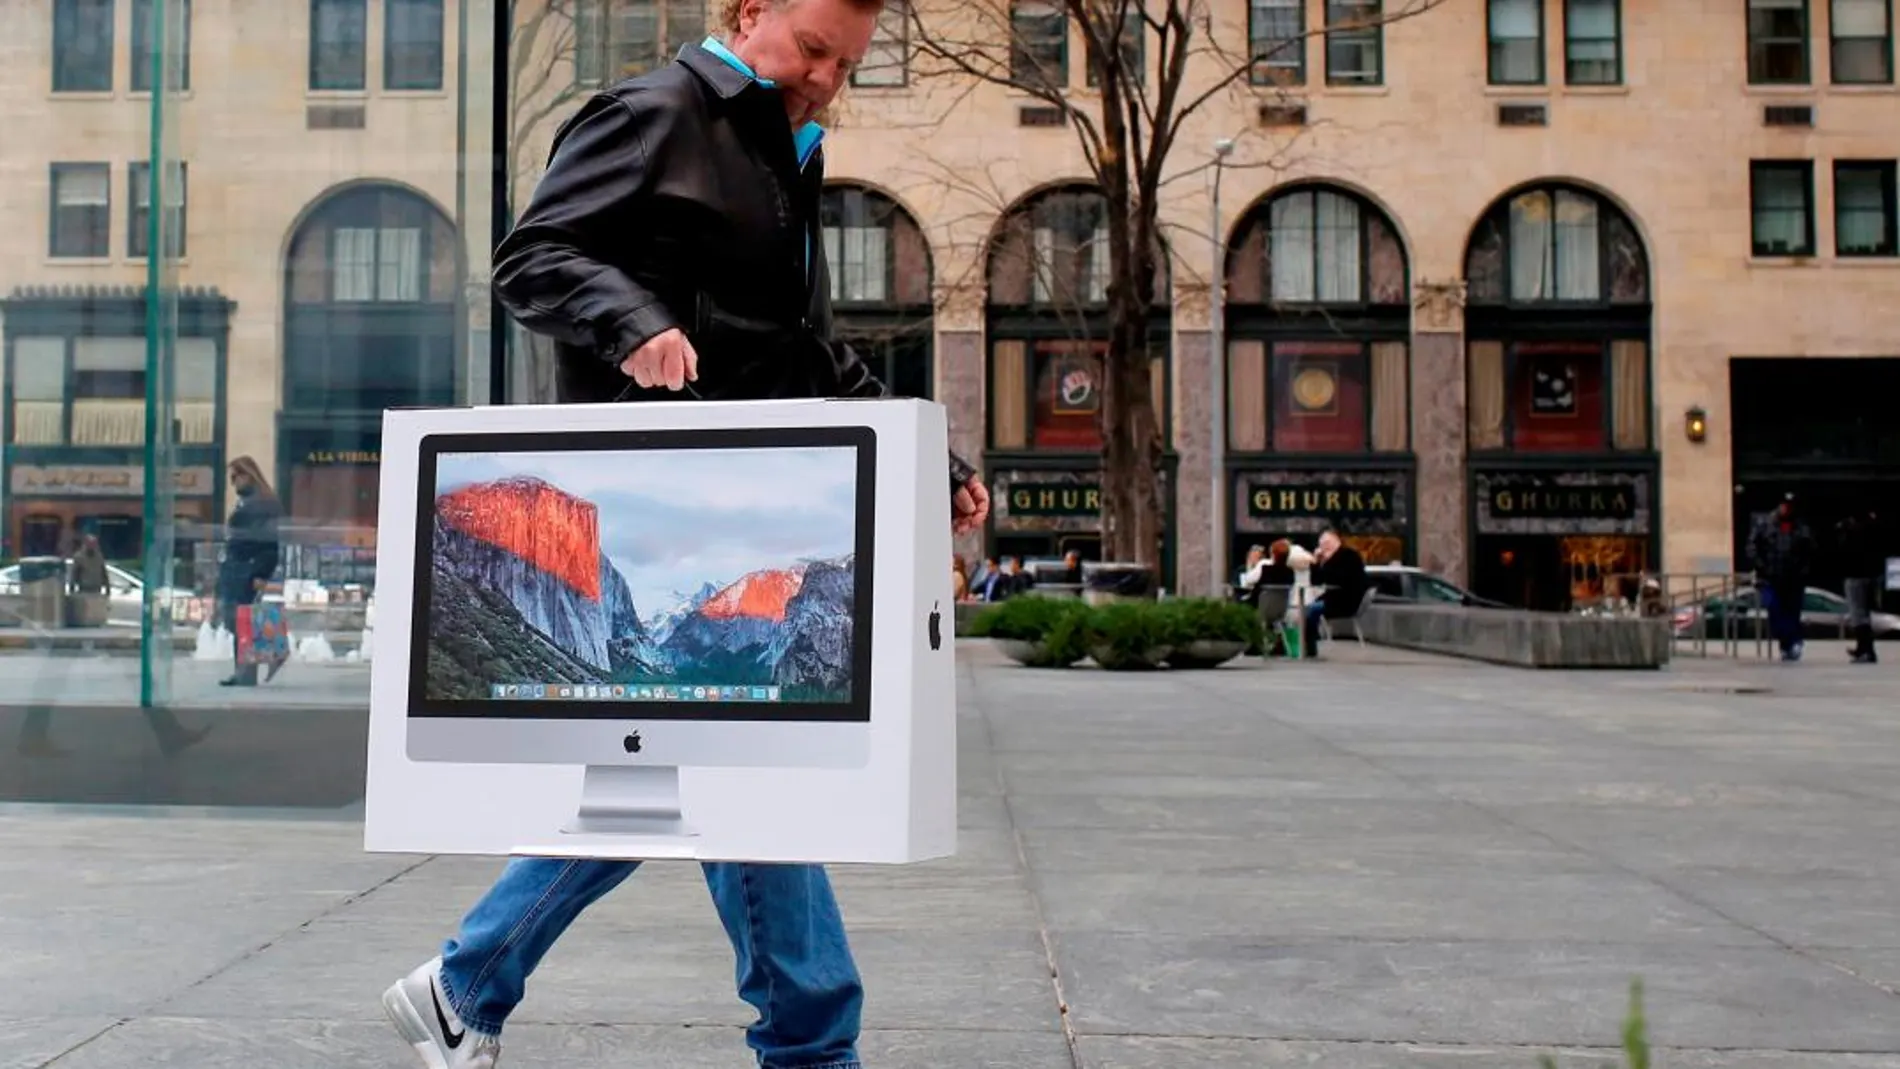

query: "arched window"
left=989, top=186, right=1110, bottom=309
left=1224, top=184, right=1411, bottom=459
left=284, top=184, right=459, bottom=414
left=1464, top=185, right=1648, bottom=306
left=1227, top=185, right=1408, bottom=307
left=283, top=183, right=459, bottom=527
left=1462, top=182, right=1651, bottom=456
left=820, top=184, right=933, bottom=399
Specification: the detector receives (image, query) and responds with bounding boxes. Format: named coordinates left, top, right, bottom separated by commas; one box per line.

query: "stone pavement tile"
left=1499, top=802, right=1900, bottom=882
left=1050, top=934, right=1900, bottom=1051
left=1079, top=1035, right=1900, bottom=1068
left=1028, top=869, right=1765, bottom=944
left=34, top=1017, right=1070, bottom=1069
left=1806, top=948, right=1900, bottom=993
left=162, top=900, right=1061, bottom=1036
left=1654, top=871, right=1900, bottom=949
left=999, top=762, right=1426, bottom=803
left=0, top=1017, right=118, bottom=1069
left=1017, top=827, right=1609, bottom=879
left=1004, top=794, right=1517, bottom=835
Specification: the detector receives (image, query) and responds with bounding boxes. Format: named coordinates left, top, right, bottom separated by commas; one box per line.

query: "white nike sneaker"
left=382, top=957, right=503, bottom=1069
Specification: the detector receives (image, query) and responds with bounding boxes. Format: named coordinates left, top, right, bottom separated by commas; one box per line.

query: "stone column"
left=1172, top=327, right=1216, bottom=597
left=935, top=283, right=987, bottom=564
left=1410, top=280, right=1469, bottom=585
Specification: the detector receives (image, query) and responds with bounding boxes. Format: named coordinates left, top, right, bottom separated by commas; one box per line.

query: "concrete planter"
left=1089, top=643, right=1174, bottom=671
left=995, top=638, right=1084, bottom=668
left=1166, top=639, right=1247, bottom=669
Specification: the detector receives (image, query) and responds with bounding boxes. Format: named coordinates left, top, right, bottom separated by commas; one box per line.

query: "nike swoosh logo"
left=430, top=982, right=466, bottom=1050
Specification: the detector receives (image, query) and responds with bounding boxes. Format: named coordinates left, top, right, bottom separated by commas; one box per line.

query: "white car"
left=0, top=561, right=197, bottom=628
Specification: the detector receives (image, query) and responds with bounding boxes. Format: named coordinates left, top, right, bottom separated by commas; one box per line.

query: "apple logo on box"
left=928, top=600, right=942, bottom=651
left=622, top=731, right=642, bottom=754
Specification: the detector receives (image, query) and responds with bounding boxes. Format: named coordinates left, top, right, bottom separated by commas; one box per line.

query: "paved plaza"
left=4, top=641, right=1900, bottom=1068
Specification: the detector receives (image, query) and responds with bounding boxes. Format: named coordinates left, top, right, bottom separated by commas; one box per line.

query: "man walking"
left=1748, top=494, right=1815, bottom=662
left=380, top=2, right=988, bottom=1066
left=1838, top=508, right=1882, bottom=664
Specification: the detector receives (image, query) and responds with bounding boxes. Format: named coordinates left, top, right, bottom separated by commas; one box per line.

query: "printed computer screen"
left=407, top=427, right=875, bottom=723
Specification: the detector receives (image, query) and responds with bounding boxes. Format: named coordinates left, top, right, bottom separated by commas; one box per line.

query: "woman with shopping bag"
left=217, top=456, right=287, bottom=687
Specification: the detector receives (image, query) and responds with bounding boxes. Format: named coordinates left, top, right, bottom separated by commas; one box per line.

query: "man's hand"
left=620, top=328, right=699, bottom=391
left=952, top=477, right=990, bottom=536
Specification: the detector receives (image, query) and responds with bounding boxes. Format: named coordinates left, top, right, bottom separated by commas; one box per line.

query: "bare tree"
left=906, top=0, right=1447, bottom=571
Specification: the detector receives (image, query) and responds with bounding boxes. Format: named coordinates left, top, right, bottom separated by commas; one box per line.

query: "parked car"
left=1365, top=564, right=1512, bottom=608
left=1672, top=585, right=1900, bottom=642
left=0, top=561, right=195, bottom=628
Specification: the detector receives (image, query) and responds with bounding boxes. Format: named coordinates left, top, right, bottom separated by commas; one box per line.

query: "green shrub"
left=1083, top=601, right=1177, bottom=670
left=968, top=596, right=1090, bottom=666
left=1159, top=597, right=1264, bottom=647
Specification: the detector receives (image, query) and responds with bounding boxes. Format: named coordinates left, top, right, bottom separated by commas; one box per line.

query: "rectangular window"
left=53, top=0, right=115, bottom=92
left=1750, top=160, right=1816, bottom=256
left=1834, top=160, right=1897, bottom=256
left=1250, top=0, right=1305, bottom=84
left=1086, top=10, right=1144, bottom=87
left=1488, top=0, right=1544, bottom=85
left=575, top=0, right=705, bottom=86
left=128, top=161, right=188, bottom=259
left=1325, top=0, right=1383, bottom=85
left=1748, top=0, right=1810, bottom=83
left=50, top=163, right=111, bottom=258
left=822, top=225, right=891, bottom=302
left=386, top=0, right=445, bottom=89
left=1831, top=0, right=1893, bottom=83
left=1011, top=0, right=1068, bottom=88
left=1268, top=190, right=1364, bottom=303
left=1506, top=343, right=1608, bottom=452
left=1030, top=341, right=1104, bottom=450
left=73, top=338, right=148, bottom=401
left=852, top=0, right=908, bottom=86
left=1563, top=0, right=1620, bottom=84
left=131, top=0, right=192, bottom=92
left=310, top=0, right=368, bottom=90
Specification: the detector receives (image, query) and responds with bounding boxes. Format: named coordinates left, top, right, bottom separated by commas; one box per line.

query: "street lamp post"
left=1207, top=138, right=1235, bottom=598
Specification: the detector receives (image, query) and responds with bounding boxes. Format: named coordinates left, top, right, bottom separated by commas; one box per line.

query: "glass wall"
left=2, top=0, right=495, bottom=808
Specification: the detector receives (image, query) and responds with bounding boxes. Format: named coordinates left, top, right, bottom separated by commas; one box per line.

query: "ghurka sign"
left=1473, top=470, right=1652, bottom=536
left=1006, top=482, right=1100, bottom=518
left=1232, top=470, right=1410, bottom=537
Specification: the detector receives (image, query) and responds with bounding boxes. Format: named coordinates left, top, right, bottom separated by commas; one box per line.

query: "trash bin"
left=17, top=556, right=68, bottom=628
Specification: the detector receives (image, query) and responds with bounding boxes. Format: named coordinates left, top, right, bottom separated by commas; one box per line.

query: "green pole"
left=139, top=0, right=168, bottom=709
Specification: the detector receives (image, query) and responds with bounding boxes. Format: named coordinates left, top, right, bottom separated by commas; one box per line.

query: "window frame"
left=1325, top=0, right=1384, bottom=86
left=1830, top=0, right=1895, bottom=84
left=1562, top=0, right=1622, bottom=85
left=851, top=0, right=910, bottom=87
left=1833, top=159, right=1898, bottom=257
left=1747, top=0, right=1811, bottom=85
left=49, top=162, right=113, bottom=260
left=1464, top=186, right=1652, bottom=309
left=1085, top=9, right=1145, bottom=88
left=1010, top=0, right=1070, bottom=89
left=309, top=0, right=369, bottom=91
left=1749, top=159, right=1817, bottom=258
left=127, top=160, right=189, bottom=260
left=52, top=0, right=116, bottom=93
left=1249, top=0, right=1306, bottom=86
left=384, top=0, right=446, bottom=91
left=130, top=0, right=192, bottom=93
left=1487, top=0, right=1547, bottom=86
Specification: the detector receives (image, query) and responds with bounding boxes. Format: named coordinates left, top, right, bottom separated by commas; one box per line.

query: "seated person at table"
left=1304, top=530, right=1367, bottom=655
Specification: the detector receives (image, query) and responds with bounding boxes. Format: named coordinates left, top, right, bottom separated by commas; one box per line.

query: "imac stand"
left=560, top=765, right=699, bottom=838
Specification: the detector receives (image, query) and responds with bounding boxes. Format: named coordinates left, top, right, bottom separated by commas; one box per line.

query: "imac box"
left=362, top=398, right=958, bottom=865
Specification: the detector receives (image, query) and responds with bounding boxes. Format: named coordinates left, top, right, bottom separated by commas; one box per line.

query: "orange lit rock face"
left=700, top=568, right=804, bottom=622
left=436, top=477, right=602, bottom=601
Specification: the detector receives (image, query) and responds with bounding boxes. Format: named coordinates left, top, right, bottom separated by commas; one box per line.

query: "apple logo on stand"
left=622, top=731, right=643, bottom=754
left=927, top=600, right=942, bottom=651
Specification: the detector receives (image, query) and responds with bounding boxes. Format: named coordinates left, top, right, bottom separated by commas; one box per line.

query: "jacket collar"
left=679, top=38, right=826, bottom=169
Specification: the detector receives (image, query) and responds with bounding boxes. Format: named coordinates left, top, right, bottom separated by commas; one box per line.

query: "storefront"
left=1468, top=465, right=1657, bottom=611
left=1, top=284, right=231, bottom=565
left=1461, top=180, right=1657, bottom=610
left=1229, top=465, right=1414, bottom=574
left=1221, top=182, right=1415, bottom=575
left=982, top=184, right=1176, bottom=579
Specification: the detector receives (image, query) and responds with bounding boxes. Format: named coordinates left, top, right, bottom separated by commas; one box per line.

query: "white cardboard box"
left=362, top=397, right=956, bottom=864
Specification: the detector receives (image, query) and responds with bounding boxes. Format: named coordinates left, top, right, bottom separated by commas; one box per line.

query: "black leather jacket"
left=492, top=43, right=976, bottom=489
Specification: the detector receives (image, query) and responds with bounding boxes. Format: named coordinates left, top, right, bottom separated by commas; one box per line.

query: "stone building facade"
left=2, top=0, right=1896, bottom=607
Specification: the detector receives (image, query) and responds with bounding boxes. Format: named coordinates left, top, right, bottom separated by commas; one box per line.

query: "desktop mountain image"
left=425, top=472, right=854, bottom=704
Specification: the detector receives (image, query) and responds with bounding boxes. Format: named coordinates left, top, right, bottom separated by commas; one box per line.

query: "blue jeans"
left=1764, top=582, right=1804, bottom=655
left=1302, top=598, right=1327, bottom=654
left=438, top=858, right=863, bottom=1068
